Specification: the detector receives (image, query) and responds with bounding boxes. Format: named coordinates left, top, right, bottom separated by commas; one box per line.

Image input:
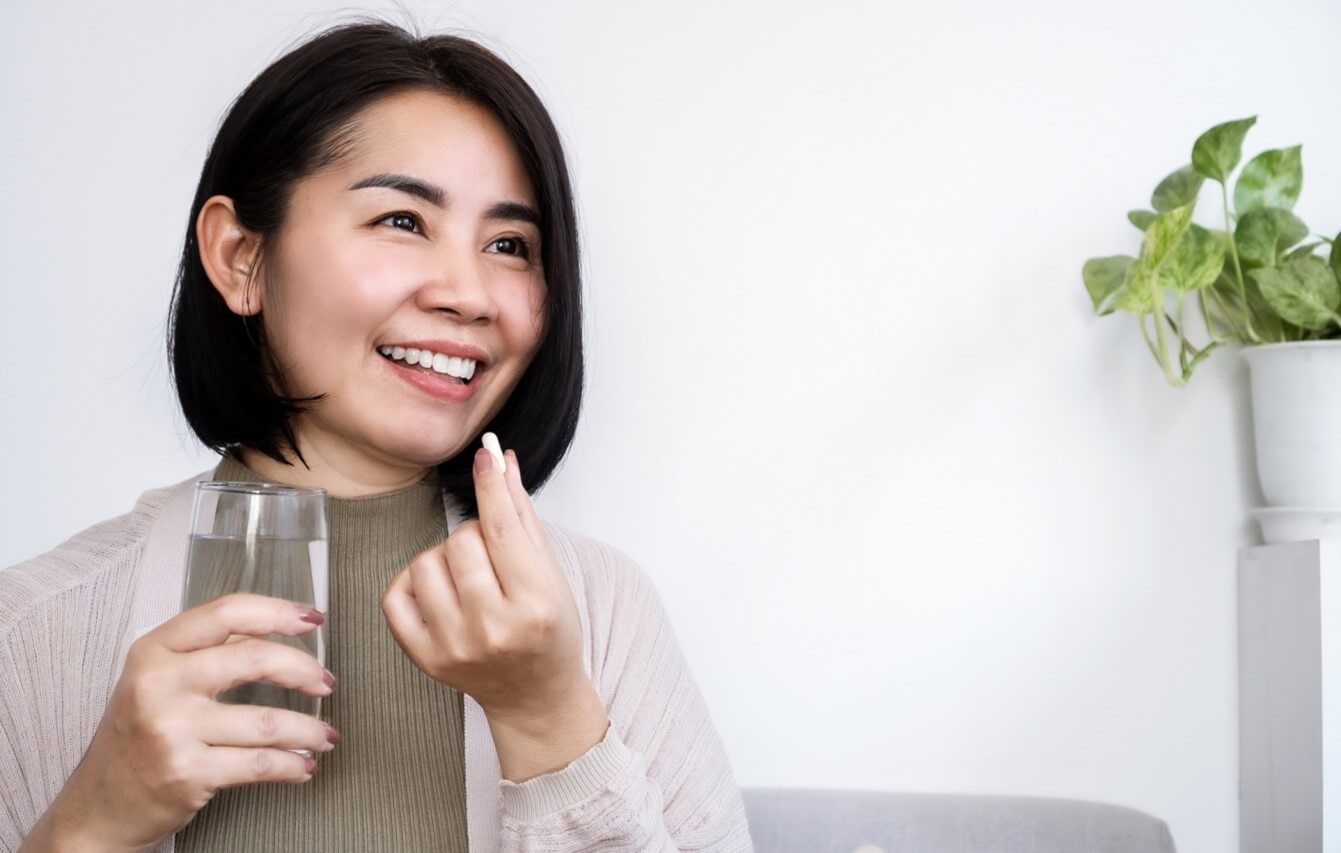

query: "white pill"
left=482, top=432, right=506, bottom=475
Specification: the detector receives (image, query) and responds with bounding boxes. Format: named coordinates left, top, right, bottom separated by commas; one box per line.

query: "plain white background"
left=4, top=1, right=1340, bottom=850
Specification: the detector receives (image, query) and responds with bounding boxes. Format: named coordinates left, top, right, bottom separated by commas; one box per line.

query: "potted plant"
left=1082, top=116, right=1341, bottom=542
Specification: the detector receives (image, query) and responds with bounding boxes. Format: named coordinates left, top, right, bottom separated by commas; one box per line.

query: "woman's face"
left=239, top=89, right=547, bottom=475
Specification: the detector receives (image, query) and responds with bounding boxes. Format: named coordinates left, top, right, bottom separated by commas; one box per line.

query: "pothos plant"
left=1082, top=116, right=1341, bottom=387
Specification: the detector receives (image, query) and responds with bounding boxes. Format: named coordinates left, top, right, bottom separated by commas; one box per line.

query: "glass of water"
left=182, top=481, right=329, bottom=748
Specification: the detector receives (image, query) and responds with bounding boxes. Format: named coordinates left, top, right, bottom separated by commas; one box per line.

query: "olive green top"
left=176, top=448, right=468, bottom=852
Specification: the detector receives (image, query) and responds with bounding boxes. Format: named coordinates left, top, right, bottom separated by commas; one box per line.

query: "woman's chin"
left=370, top=433, right=472, bottom=469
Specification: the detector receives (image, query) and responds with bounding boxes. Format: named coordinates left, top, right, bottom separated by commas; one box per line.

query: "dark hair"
left=166, top=14, right=584, bottom=519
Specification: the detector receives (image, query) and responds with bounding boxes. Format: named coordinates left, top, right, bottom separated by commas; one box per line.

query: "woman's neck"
left=236, top=439, right=433, bottom=499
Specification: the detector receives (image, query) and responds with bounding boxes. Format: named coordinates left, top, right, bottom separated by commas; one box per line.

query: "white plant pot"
left=1244, top=341, right=1341, bottom=543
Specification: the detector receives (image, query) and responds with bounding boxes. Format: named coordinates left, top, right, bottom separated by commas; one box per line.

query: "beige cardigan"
left=0, top=468, right=754, bottom=851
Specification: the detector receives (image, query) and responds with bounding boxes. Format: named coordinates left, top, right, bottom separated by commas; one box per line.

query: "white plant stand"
left=1239, top=540, right=1341, bottom=852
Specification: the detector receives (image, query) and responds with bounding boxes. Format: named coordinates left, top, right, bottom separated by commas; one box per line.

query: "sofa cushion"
left=740, top=787, right=1176, bottom=853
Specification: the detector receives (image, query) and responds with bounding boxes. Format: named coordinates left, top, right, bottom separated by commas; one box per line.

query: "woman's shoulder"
left=0, top=475, right=196, bottom=641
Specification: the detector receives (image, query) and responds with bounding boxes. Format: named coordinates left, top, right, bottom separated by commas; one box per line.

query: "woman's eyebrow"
left=346, top=172, right=540, bottom=227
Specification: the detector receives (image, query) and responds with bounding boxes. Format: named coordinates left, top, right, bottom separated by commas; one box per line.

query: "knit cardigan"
left=0, top=467, right=755, bottom=851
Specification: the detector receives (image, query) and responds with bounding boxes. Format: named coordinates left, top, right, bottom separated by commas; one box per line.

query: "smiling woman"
left=185, top=85, right=551, bottom=501
left=0, top=14, right=754, bottom=853
left=173, top=41, right=570, bottom=510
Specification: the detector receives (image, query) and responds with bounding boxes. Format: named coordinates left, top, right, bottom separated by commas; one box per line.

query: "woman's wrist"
left=487, top=681, right=611, bottom=782
left=20, top=788, right=147, bottom=853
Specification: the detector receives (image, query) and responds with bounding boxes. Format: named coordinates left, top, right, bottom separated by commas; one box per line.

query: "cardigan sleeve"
left=0, top=621, right=44, bottom=851
left=0, top=504, right=158, bottom=850
left=494, top=538, right=754, bottom=851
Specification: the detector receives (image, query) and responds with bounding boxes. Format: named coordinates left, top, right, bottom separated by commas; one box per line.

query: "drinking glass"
left=182, top=481, right=329, bottom=753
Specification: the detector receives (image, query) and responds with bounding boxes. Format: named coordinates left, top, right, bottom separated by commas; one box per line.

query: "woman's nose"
left=415, top=251, right=494, bottom=321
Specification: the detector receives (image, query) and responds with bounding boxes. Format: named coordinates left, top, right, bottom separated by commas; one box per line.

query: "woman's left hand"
left=381, top=444, right=601, bottom=735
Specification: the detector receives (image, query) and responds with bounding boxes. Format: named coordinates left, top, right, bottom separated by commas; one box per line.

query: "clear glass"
left=182, top=481, right=329, bottom=754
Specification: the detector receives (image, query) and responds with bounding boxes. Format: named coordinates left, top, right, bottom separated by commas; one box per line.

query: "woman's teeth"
left=378, top=345, right=477, bottom=383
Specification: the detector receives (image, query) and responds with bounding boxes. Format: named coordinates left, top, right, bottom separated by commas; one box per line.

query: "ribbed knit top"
left=175, top=448, right=469, bottom=851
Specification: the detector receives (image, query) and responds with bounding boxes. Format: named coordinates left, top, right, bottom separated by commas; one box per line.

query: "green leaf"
left=1251, top=255, right=1341, bottom=331
left=1208, top=228, right=1234, bottom=253
left=1192, top=116, right=1258, bottom=183
left=1152, top=165, right=1205, bottom=212
left=1243, top=271, right=1291, bottom=341
left=1128, top=210, right=1157, bottom=230
left=1083, top=256, right=1134, bottom=315
left=1213, top=269, right=1286, bottom=341
left=1117, top=203, right=1195, bottom=314
left=1332, top=229, right=1341, bottom=287
left=1235, top=207, right=1309, bottom=268
left=1142, top=203, right=1195, bottom=264
left=1286, top=241, right=1324, bottom=261
left=1159, top=224, right=1226, bottom=292
left=1233, top=145, right=1303, bottom=214
left=1116, top=272, right=1159, bottom=314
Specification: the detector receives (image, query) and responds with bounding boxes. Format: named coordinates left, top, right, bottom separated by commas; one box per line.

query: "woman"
left=1, top=17, right=754, bottom=852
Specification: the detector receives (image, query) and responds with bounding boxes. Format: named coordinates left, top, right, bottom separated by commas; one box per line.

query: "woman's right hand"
left=20, top=592, right=339, bottom=852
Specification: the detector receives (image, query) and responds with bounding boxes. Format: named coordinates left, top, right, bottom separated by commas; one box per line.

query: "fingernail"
left=325, top=724, right=341, bottom=745
left=474, top=448, right=491, bottom=475
left=298, top=607, right=325, bottom=625
left=322, top=669, right=337, bottom=690
left=304, top=756, right=317, bottom=773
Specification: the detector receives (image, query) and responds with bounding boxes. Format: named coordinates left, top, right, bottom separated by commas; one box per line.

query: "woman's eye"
left=374, top=215, right=532, bottom=260
left=489, top=236, right=533, bottom=261
left=377, top=212, right=424, bottom=235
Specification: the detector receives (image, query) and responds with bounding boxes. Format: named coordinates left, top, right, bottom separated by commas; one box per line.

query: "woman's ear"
left=196, top=195, right=265, bottom=316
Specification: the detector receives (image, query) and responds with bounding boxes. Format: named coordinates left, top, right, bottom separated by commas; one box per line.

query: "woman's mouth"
left=377, top=345, right=477, bottom=383
left=377, top=345, right=483, bottom=401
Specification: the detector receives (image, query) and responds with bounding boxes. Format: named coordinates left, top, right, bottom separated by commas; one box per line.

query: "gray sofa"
left=740, top=787, right=1177, bottom=852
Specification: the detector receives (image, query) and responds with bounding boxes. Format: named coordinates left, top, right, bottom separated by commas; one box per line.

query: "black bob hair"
left=166, top=15, right=583, bottom=520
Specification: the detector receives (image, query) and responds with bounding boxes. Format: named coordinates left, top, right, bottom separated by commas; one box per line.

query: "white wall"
left=5, top=1, right=1340, bottom=849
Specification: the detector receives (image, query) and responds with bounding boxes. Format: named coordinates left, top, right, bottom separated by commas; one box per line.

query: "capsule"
left=482, top=431, right=507, bottom=475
